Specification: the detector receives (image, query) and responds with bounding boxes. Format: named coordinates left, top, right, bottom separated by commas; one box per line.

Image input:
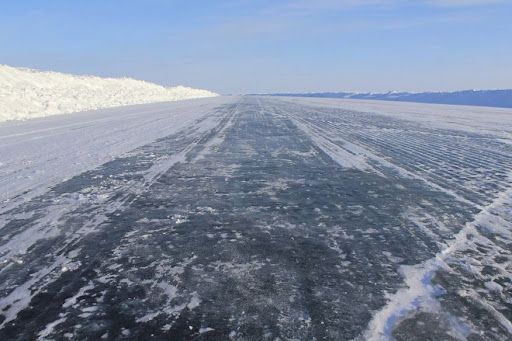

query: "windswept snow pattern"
left=0, top=97, right=234, bottom=214
left=0, top=64, right=217, bottom=122
left=0, top=97, right=511, bottom=340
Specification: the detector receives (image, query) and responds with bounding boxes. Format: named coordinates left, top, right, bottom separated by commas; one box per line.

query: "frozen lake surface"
left=0, top=96, right=511, bottom=340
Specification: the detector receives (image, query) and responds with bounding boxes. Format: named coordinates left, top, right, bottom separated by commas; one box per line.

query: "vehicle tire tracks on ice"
left=0, top=103, right=239, bottom=329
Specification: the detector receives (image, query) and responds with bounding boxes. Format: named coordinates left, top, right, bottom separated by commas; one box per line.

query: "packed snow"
left=279, top=96, right=512, bottom=139
left=0, top=97, right=235, bottom=214
left=0, top=64, right=218, bottom=122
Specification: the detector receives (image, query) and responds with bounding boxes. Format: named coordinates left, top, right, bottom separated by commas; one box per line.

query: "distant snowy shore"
left=0, top=65, right=218, bottom=122
left=263, top=89, right=512, bottom=109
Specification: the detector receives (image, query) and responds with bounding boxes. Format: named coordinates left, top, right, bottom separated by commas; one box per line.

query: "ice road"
left=0, top=96, right=511, bottom=340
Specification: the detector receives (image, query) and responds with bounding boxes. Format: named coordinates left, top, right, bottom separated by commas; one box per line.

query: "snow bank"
left=0, top=64, right=218, bottom=121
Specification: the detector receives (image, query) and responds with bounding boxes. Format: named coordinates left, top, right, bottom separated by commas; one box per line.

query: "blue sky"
left=1, top=0, right=511, bottom=94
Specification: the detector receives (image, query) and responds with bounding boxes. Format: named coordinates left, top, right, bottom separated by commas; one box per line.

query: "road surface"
left=0, top=97, right=511, bottom=340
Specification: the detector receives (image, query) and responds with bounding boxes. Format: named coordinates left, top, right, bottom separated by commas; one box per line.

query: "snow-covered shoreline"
left=0, top=65, right=218, bottom=122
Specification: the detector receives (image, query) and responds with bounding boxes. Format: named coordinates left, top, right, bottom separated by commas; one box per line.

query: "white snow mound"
left=0, top=64, right=218, bottom=121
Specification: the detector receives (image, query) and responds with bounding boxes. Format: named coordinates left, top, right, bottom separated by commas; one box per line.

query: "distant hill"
left=263, top=90, right=512, bottom=108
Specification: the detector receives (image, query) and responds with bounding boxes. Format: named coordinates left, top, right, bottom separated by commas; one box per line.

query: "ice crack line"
left=359, top=175, right=512, bottom=340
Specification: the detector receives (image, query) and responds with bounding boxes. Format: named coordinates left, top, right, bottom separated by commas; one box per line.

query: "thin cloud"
left=426, top=0, right=507, bottom=6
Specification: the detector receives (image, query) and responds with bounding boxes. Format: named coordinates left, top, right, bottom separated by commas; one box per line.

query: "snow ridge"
left=0, top=64, right=218, bottom=121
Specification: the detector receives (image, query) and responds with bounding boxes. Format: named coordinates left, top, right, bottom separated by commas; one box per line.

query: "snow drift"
left=0, top=64, right=218, bottom=121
